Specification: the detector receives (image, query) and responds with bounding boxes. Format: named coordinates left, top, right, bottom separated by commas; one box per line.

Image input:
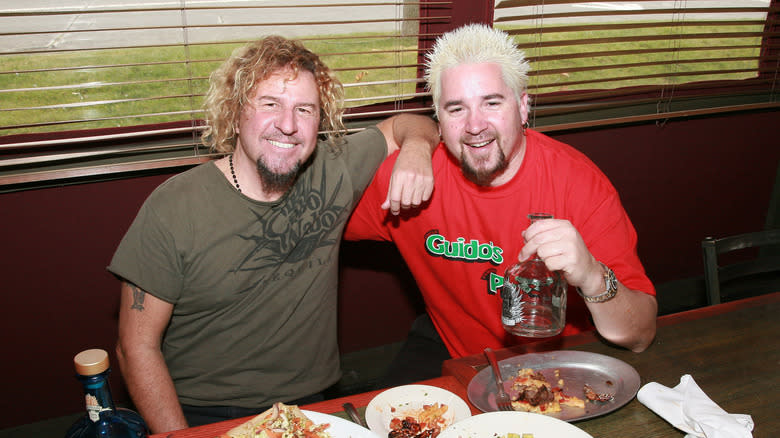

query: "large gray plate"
left=467, top=350, right=640, bottom=422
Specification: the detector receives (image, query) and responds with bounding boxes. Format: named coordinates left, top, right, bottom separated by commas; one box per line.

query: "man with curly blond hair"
left=109, top=35, right=438, bottom=433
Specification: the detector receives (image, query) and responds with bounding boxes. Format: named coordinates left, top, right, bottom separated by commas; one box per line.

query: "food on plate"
left=508, top=368, right=585, bottom=414
left=219, top=402, right=331, bottom=438
left=502, top=434, right=533, bottom=438
left=388, top=402, right=449, bottom=438
left=583, top=383, right=615, bottom=402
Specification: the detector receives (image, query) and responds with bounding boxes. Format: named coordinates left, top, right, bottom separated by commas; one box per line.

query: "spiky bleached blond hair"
left=424, top=24, right=530, bottom=117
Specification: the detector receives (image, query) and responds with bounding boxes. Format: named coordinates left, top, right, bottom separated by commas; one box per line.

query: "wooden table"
left=442, top=292, right=779, bottom=437
left=151, top=292, right=777, bottom=438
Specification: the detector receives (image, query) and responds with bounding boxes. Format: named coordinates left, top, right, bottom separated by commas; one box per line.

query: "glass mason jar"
left=501, top=213, right=567, bottom=337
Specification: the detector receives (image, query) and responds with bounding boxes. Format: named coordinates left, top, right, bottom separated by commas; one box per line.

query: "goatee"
left=256, top=157, right=301, bottom=193
left=461, top=147, right=507, bottom=186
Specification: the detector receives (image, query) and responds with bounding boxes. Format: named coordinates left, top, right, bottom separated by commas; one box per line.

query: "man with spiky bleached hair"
left=346, top=24, right=657, bottom=384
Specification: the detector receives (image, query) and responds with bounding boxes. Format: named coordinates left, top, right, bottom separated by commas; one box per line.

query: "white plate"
left=304, top=410, right=381, bottom=438
left=365, top=384, right=472, bottom=436
left=439, top=411, right=593, bottom=438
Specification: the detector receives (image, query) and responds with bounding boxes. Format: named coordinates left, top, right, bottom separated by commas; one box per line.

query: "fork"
left=484, top=347, right=514, bottom=411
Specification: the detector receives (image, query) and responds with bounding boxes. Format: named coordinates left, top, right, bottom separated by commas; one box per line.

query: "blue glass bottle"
left=65, top=349, right=149, bottom=438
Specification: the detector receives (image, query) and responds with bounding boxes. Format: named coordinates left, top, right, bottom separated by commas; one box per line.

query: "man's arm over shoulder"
left=375, top=114, right=439, bottom=215
left=116, top=281, right=186, bottom=434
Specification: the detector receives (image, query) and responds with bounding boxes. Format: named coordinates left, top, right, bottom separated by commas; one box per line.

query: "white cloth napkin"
left=637, top=374, right=754, bottom=438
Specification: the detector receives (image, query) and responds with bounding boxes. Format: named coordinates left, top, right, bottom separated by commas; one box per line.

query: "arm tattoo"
left=126, top=282, right=146, bottom=312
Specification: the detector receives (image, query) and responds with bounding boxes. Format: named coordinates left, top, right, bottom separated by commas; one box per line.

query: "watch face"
left=584, top=263, right=618, bottom=303
left=578, top=263, right=618, bottom=303
left=608, top=269, right=617, bottom=291
left=606, top=266, right=618, bottom=292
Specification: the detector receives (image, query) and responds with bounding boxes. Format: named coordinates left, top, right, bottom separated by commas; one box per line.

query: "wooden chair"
left=702, top=229, right=780, bottom=305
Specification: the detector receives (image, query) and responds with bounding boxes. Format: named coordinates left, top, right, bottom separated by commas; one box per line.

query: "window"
left=2, top=0, right=777, bottom=191
left=0, top=1, right=451, bottom=190
left=494, top=0, right=779, bottom=131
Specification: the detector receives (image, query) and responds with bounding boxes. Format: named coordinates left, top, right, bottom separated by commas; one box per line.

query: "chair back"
left=702, top=229, right=780, bottom=305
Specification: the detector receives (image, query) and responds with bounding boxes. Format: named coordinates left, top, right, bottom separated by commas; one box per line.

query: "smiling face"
left=236, top=68, right=320, bottom=194
left=437, top=62, right=529, bottom=187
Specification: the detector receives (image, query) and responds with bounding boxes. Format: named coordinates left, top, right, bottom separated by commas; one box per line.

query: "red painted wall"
left=0, top=111, right=777, bottom=428
left=552, top=111, right=778, bottom=284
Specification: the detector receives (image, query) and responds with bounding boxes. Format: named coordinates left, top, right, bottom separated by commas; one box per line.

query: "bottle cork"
left=74, top=349, right=110, bottom=376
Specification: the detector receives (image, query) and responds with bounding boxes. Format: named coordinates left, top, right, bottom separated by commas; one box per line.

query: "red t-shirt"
left=345, top=130, right=655, bottom=358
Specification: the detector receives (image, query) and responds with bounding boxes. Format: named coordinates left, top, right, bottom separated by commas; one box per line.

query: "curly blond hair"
left=202, top=36, right=345, bottom=153
left=425, top=24, right=530, bottom=118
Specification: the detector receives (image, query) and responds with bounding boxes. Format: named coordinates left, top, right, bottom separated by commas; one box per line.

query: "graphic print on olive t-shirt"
left=233, top=167, right=347, bottom=291
left=424, top=229, right=508, bottom=295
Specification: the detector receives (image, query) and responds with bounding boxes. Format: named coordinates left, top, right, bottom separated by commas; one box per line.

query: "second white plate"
left=365, top=384, right=471, bottom=436
left=438, top=411, right=593, bottom=438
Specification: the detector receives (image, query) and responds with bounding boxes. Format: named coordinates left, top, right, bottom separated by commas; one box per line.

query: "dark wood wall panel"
left=0, top=111, right=777, bottom=429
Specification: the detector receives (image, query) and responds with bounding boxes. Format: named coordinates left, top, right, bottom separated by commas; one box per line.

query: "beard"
left=460, top=145, right=508, bottom=186
left=256, top=156, right=302, bottom=193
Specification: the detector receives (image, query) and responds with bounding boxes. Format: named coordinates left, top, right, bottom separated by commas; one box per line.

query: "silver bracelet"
left=576, top=262, right=618, bottom=303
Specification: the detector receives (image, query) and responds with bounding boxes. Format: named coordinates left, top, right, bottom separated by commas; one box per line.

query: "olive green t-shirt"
left=108, top=127, right=386, bottom=408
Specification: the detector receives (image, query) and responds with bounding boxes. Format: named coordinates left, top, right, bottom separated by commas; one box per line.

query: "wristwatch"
left=576, top=262, right=618, bottom=303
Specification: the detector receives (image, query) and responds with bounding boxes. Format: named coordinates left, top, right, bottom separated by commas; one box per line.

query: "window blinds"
left=0, top=1, right=451, bottom=188
left=494, top=0, right=779, bottom=131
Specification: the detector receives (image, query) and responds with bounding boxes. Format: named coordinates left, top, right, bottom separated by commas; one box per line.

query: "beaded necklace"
left=228, top=154, right=241, bottom=193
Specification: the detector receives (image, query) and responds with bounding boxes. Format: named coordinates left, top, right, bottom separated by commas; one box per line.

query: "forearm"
left=116, top=281, right=186, bottom=433
left=398, top=113, right=439, bottom=147
left=585, top=283, right=658, bottom=352
left=376, top=114, right=438, bottom=214
left=379, top=113, right=439, bottom=156
left=116, top=342, right=188, bottom=433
